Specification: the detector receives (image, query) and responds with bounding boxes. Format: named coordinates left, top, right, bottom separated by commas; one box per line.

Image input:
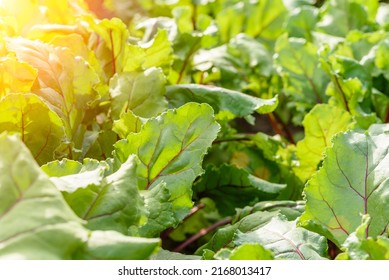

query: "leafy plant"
left=0, top=0, right=389, bottom=260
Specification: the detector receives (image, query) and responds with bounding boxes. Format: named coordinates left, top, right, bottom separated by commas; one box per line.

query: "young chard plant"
left=0, top=0, right=389, bottom=260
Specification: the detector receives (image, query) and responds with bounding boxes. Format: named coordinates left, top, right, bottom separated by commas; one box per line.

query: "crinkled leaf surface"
left=0, top=134, right=159, bottom=260
left=166, top=84, right=278, bottom=119
left=234, top=216, right=327, bottom=260
left=42, top=156, right=145, bottom=235
left=295, top=104, right=353, bottom=181
left=0, top=93, right=65, bottom=165
left=194, top=164, right=286, bottom=216
left=110, top=67, right=167, bottom=119
left=299, top=124, right=389, bottom=247
left=115, top=102, right=220, bottom=223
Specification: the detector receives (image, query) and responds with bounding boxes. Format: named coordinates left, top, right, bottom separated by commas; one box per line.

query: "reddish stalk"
left=173, top=217, right=232, bottom=253
left=160, top=203, right=206, bottom=239
left=385, top=105, right=389, bottom=123
left=267, top=113, right=295, bottom=144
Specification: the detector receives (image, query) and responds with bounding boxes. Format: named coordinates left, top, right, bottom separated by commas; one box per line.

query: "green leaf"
left=285, top=6, right=318, bottom=40
left=0, top=133, right=86, bottom=259
left=375, top=38, right=389, bottom=80
left=196, top=211, right=278, bottom=254
left=275, top=35, right=329, bottom=123
left=0, top=53, right=37, bottom=96
left=235, top=201, right=305, bottom=222
left=295, top=104, right=353, bottom=181
left=191, top=34, right=274, bottom=90
left=74, top=230, right=159, bottom=260
left=166, top=84, right=278, bottom=120
left=0, top=93, right=65, bottom=165
left=317, top=0, right=374, bottom=37
left=244, top=0, right=288, bottom=40
left=115, top=102, right=220, bottom=227
left=110, top=67, right=167, bottom=119
left=151, top=249, right=201, bottom=260
left=168, top=198, right=220, bottom=242
left=194, top=164, right=286, bottom=216
left=0, top=133, right=159, bottom=260
left=299, top=124, right=389, bottom=247
left=86, top=17, right=130, bottom=79
left=234, top=216, right=328, bottom=260
left=112, top=110, right=144, bottom=139
left=6, top=37, right=101, bottom=159
left=124, top=29, right=173, bottom=72
left=372, top=90, right=389, bottom=123
left=321, top=53, right=378, bottom=129
left=42, top=156, right=145, bottom=235
left=213, top=244, right=273, bottom=260
left=338, top=215, right=389, bottom=260
left=137, top=182, right=176, bottom=237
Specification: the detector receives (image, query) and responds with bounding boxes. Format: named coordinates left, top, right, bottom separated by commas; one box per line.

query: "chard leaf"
left=213, top=244, right=273, bottom=260
left=285, top=6, right=318, bottom=40
left=0, top=54, right=37, bottom=96
left=112, top=110, right=144, bottom=139
left=115, top=102, right=220, bottom=226
left=375, top=38, right=389, bottom=80
left=110, top=67, right=167, bottom=119
left=337, top=215, right=389, bottom=260
left=196, top=211, right=279, bottom=254
left=74, top=231, right=159, bottom=260
left=0, top=93, right=65, bottom=165
left=235, top=201, right=305, bottom=222
left=215, top=0, right=287, bottom=41
left=0, top=133, right=86, bottom=259
left=372, top=90, right=389, bottom=123
left=0, top=133, right=159, bottom=259
left=86, top=17, right=130, bottom=79
left=151, top=249, right=201, bottom=260
left=166, top=84, right=278, bottom=119
left=6, top=38, right=101, bottom=158
left=316, top=0, right=374, bottom=37
left=194, top=164, right=286, bottom=216
left=295, top=104, right=353, bottom=181
left=275, top=35, right=329, bottom=123
left=42, top=156, right=145, bottom=235
left=245, top=0, right=287, bottom=40
left=124, top=29, right=173, bottom=72
left=234, top=216, right=328, bottom=260
left=138, top=182, right=175, bottom=237
left=299, top=124, right=389, bottom=247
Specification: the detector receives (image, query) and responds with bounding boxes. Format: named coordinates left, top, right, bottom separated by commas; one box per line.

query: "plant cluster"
left=0, top=0, right=389, bottom=260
